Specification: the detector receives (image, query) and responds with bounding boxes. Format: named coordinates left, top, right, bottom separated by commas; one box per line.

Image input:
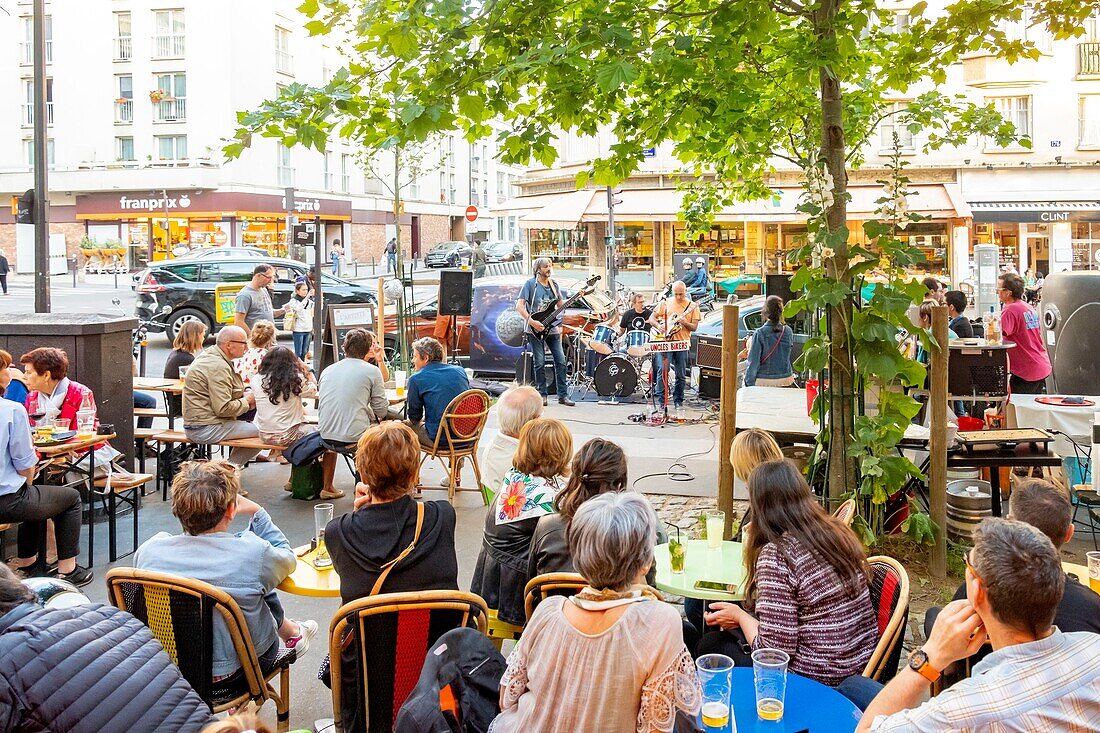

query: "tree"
left=227, top=0, right=1098, bottom=537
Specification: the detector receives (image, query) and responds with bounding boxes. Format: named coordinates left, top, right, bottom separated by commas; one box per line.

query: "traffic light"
left=15, top=189, right=34, bottom=224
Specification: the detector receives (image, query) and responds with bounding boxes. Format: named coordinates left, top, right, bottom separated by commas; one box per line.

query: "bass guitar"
left=528, top=274, right=601, bottom=340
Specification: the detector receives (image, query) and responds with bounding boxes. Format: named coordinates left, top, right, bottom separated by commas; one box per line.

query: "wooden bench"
left=134, top=427, right=165, bottom=477
left=151, top=430, right=197, bottom=499
left=133, top=408, right=170, bottom=419
left=92, top=473, right=153, bottom=563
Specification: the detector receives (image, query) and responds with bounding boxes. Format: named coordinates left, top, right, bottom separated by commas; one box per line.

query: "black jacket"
left=529, top=513, right=664, bottom=585
left=0, top=602, right=213, bottom=733
left=470, top=511, right=541, bottom=626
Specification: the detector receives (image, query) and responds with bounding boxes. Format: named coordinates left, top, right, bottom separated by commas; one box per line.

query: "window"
left=341, top=153, right=351, bottom=192
left=24, top=138, right=55, bottom=168
left=408, top=176, right=420, bottom=200
left=496, top=171, right=506, bottom=201
left=278, top=145, right=294, bottom=186
left=114, top=12, right=132, bottom=60
left=154, top=73, right=186, bottom=122
left=446, top=136, right=455, bottom=168
left=987, top=96, right=1032, bottom=150
left=323, top=151, right=334, bottom=189
left=116, top=136, right=135, bottom=161
left=481, top=144, right=489, bottom=173
left=200, top=262, right=255, bottom=283
left=879, top=101, right=914, bottom=151
left=275, top=27, right=293, bottom=74
left=162, top=263, right=200, bottom=282
left=448, top=173, right=456, bottom=204
left=19, top=15, right=51, bottom=65
left=1081, top=95, right=1100, bottom=148
left=439, top=172, right=446, bottom=202
left=155, top=134, right=187, bottom=161
left=153, top=9, right=186, bottom=58
left=21, top=78, right=53, bottom=127
left=892, top=12, right=910, bottom=33
left=116, top=75, right=133, bottom=123
left=999, top=9, right=1051, bottom=53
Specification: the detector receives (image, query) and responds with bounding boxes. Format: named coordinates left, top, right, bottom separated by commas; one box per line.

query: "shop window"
left=116, top=136, right=135, bottom=161
left=1080, top=95, right=1100, bottom=148
left=1071, top=222, right=1100, bottom=270
left=985, top=96, right=1032, bottom=151
left=879, top=102, right=914, bottom=152
left=155, top=134, right=187, bottom=161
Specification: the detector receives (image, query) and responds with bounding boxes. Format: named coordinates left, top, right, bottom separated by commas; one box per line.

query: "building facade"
left=0, top=0, right=525, bottom=273
left=504, top=6, right=1100, bottom=291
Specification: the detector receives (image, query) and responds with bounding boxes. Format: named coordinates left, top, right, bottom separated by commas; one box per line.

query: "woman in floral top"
left=471, top=418, right=572, bottom=625
left=234, top=319, right=277, bottom=387
left=490, top=492, right=701, bottom=733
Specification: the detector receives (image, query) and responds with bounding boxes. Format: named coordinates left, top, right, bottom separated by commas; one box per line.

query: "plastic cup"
left=178, top=365, right=190, bottom=382
left=313, top=503, right=334, bottom=569
left=752, top=648, right=789, bottom=721
left=395, top=370, right=407, bottom=397
left=696, top=654, right=734, bottom=731
left=669, top=538, right=686, bottom=574
left=1088, top=551, right=1100, bottom=595
left=705, top=510, right=725, bottom=549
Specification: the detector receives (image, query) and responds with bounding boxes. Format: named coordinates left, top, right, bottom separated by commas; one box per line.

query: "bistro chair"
left=419, top=389, right=491, bottom=504
left=832, top=498, right=857, bottom=528
left=328, top=590, right=489, bottom=733
left=105, top=568, right=292, bottom=731
left=862, top=555, right=910, bottom=683
left=523, top=572, right=666, bottom=623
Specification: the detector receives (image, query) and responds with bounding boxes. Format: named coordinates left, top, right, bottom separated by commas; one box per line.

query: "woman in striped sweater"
left=697, top=459, right=877, bottom=687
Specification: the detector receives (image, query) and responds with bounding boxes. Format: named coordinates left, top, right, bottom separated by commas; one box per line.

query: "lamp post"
left=32, top=0, right=50, bottom=312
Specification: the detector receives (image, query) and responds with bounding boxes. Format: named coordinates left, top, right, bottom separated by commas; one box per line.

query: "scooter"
left=653, top=278, right=716, bottom=312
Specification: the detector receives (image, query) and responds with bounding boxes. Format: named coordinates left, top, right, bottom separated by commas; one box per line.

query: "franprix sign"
left=281, top=196, right=322, bottom=213
left=118, top=193, right=193, bottom=211
left=76, top=190, right=352, bottom=219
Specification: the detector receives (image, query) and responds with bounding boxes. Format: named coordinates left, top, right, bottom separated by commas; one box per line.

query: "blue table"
left=701, top=668, right=861, bottom=732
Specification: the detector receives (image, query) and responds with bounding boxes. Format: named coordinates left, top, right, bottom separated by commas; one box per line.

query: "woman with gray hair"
left=490, top=492, right=701, bottom=733
left=478, top=385, right=544, bottom=500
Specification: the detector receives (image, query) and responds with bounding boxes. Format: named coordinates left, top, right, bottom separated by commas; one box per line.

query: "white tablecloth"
left=736, top=386, right=929, bottom=442
left=1007, top=394, right=1098, bottom=457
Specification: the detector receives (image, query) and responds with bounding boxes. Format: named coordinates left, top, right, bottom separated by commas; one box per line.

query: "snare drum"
left=590, top=325, right=617, bottom=355
left=624, top=329, right=651, bottom=358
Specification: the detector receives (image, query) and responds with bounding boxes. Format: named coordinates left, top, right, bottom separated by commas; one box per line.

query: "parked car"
left=424, top=240, right=472, bottom=268
left=484, top=241, right=524, bottom=264
left=134, top=256, right=376, bottom=342
left=175, top=247, right=269, bottom=260
left=689, top=295, right=811, bottom=368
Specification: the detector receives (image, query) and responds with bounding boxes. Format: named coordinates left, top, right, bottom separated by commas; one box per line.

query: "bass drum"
left=593, top=355, right=639, bottom=397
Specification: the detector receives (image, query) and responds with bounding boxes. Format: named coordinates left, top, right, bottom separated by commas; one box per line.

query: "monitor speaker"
left=699, top=368, right=722, bottom=399
left=765, top=273, right=794, bottom=303
left=1041, top=271, right=1100, bottom=394
left=695, top=334, right=724, bottom=371
left=438, top=269, right=474, bottom=316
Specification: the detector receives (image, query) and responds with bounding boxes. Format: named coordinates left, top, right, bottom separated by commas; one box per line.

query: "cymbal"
left=563, top=324, right=589, bottom=333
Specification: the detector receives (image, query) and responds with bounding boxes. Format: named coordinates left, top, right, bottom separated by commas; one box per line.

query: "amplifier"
left=696, top=334, right=724, bottom=370
left=699, top=368, right=722, bottom=399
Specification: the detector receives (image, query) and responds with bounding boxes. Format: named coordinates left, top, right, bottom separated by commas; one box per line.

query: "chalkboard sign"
left=324, top=302, right=376, bottom=368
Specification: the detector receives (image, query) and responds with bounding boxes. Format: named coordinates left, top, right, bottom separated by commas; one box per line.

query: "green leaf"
left=595, top=61, right=638, bottom=93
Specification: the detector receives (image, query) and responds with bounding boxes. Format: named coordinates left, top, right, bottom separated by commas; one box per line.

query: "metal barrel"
left=947, top=479, right=992, bottom=545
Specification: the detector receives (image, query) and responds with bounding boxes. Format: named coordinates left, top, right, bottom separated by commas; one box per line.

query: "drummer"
left=615, top=293, right=654, bottom=336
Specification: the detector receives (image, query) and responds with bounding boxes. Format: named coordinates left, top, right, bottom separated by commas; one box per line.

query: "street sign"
left=642, top=147, right=657, bottom=158
left=465, top=205, right=479, bottom=222
left=292, top=221, right=317, bottom=246
left=15, top=190, right=34, bottom=224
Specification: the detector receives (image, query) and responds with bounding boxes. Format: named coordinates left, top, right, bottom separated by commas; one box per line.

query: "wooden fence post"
left=718, top=303, right=740, bottom=539
left=930, top=304, right=949, bottom=578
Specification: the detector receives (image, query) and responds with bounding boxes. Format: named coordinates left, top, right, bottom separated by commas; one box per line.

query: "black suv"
left=134, top=257, right=377, bottom=342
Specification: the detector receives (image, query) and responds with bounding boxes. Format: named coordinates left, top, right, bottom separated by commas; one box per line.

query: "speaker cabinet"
left=439, top=269, right=474, bottom=316
left=1041, top=271, right=1100, bottom=394
left=699, top=368, right=722, bottom=399
left=765, top=273, right=794, bottom=303
left=695, top=334, right=724, bottom=371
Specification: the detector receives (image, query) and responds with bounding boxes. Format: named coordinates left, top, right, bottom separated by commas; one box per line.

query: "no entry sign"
left=465, top=205, right=479, bottom=222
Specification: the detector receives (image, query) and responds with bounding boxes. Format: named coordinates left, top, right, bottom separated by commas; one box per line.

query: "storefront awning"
left=969, top=200, right=1100, bottom=223
left=518, top=189, right=597, bottom=229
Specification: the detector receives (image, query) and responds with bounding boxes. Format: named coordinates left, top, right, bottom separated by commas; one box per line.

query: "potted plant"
left=149, top=89, right=165, bottom=103
left=115, top=97, right=129, bottom=104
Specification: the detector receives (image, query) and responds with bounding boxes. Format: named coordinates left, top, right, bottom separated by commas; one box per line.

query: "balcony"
left=18, top=40, right=53, bottom=65
left=154, top=98, right=186, bottom=122
left=115, top=99, right=133, bottom=124
left=20, top=102, right=54, bottom=127
left=1079, top=43, right=1100, bottom=78
left=114, top=36, right=132, bottom=60
left=276, top=50, right=294, bottom=75
left=152, top=33, right=185, bottom=59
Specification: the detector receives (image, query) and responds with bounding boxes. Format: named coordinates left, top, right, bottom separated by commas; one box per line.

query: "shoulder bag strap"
left=760, top=327, right=783, bottom=365
left=369, top=501, right=425, bottom=596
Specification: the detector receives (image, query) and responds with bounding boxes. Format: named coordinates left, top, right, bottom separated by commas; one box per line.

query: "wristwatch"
left=907, top=648, right=941, bottom=683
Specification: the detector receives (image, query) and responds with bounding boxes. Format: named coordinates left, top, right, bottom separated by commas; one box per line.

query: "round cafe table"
left=1063, top=562, right=1091, bottom=585
left=277, top=545, right=341, bottom=598
left=654, top=540, right=745, bottom=601
left=701, top=668, right=860, bottom=733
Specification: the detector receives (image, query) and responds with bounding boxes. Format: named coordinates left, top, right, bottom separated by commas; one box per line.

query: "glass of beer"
left=669, top=537, right=686, bottom=574
left=751, top=648, right=789, bottom=721
left=1088, top=551, right=1100, bottom=595
left=395, top=370, right=407, bottom=398
left=695, top=654, right=733, bottom=731
left=313, top=503, right=334, bottom=570
left=705, top=510, right=725, bottom=549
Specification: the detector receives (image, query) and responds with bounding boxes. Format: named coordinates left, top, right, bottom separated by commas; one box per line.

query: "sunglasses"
left=228, top=340, right=248, bottom=346
left=965, top=549, right=983, bottom=585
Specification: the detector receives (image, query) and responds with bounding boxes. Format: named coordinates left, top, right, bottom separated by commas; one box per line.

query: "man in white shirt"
left=478, top=385, right=543, bottom=499
left=858, top=518, right=1100, bottom=732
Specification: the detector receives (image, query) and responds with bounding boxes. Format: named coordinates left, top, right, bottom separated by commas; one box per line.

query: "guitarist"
left=647, top=281, right=701, bottom=419
left=516, top=258, right=575, bottom=407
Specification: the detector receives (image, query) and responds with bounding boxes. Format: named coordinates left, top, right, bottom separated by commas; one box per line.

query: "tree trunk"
left=818, top=0, right=858, bottom=504
left=393, top=148, right=411, bottom=370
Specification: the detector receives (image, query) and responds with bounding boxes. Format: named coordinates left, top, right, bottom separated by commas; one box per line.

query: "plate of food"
left=33, top=430, right=77, bottom=447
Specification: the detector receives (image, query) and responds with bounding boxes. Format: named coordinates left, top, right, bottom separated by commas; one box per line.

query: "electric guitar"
left=528, top=274, right=601, bottom=340
left=663, top=300, right=699, bottom=340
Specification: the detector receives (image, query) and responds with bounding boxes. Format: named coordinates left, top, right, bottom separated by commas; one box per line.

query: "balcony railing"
left=115, top=99, right=133, bottom=123
left=19, top=40, right=53, bottom=65
left=152, top=33, right=185, bottom=59
left=1079, top=42, right=1100, bottom=77
left=154, top=98, right=186, bottom=122
left=114, top=36, right=132, bottom=60
left=21, top=102, right=54, bottom=127
left=275, top=50, right=294, bottom=74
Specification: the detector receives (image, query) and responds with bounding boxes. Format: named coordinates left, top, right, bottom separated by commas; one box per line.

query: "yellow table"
left=653, top=539, right=745, bottom=601
left=1063, top=562, right=1092, bottom=586
left=133, top=376, right=184, bottom=394
left=278, top=545, right=341, bottom=598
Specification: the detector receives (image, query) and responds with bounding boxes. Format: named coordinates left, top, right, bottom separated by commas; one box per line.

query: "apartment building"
left=504, top=7, right=1100, bottom=290
left=0, top=0, right=525, bottom=272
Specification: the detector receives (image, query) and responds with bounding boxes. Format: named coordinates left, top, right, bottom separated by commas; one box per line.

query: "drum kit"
left=566, top=320, right=663, bottom=402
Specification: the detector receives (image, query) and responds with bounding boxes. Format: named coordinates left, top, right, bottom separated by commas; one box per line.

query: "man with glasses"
left=857, top=518, right=1100, bottom=731
left=234, top=264, right=286, bottom=336
left=997, top=272, right=1051, bottom=394
left=181, top=326, right=261, bottom=468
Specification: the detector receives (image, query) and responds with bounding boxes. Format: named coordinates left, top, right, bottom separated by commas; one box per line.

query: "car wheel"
left=166, top=308, right=213, bottom=343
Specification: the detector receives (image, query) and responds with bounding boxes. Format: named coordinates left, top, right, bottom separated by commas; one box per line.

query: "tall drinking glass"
left=1088, top=551, right=1100, bottom=594
left=696, top=654, right=734, bottom=731
left=314, top=503, right=334, bottom=569
left=751, top=648, right=789, bottom=721
left=395, top=370, right=407, bottom=397
left=705, top=510, right=725, bottom=549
